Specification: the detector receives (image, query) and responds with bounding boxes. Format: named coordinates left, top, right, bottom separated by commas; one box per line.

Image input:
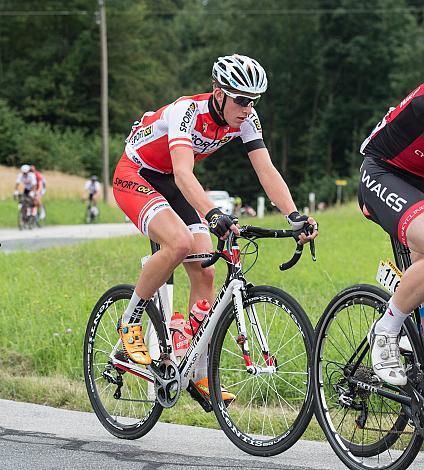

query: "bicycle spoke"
left=315, top=285, right=422, bottom=469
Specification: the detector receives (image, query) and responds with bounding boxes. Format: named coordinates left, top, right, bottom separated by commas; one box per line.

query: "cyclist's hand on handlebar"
left=299, top=216, right=318, bottom=244
left=286, top=211, right=318, bottom=244
left=205, top=207, right=240, bottom=240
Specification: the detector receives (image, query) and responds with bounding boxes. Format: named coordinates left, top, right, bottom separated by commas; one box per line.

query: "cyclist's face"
left=214, top=89, right=254, bottom=128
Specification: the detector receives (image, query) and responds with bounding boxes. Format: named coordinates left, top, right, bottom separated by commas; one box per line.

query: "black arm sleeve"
left=244, top=139, right=266, bottom=153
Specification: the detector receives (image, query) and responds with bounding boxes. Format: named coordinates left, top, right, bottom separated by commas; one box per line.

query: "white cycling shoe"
left=368, top=321, right=407, bottom=386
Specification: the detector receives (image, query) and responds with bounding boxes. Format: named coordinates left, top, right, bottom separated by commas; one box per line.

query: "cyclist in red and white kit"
left=112, top=54, right=318, bottom=400
left=30, top=165, right=46, bottom=222
left=359, top=83, right=424, bottom=385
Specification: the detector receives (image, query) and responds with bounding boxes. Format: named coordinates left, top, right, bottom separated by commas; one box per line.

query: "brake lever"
left=294, top=223, right=317, bottom=262
left=310, top=239, right=316, bottom=262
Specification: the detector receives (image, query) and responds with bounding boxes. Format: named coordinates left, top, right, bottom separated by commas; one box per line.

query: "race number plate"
left=376, top=259, right=402, bottom=294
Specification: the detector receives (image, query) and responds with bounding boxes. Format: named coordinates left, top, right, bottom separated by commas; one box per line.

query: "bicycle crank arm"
left=148, top=359, right=181, bottom=408
left=404, top=382, right=424, bottom=436
left=186, top=380, right=213, bottom=413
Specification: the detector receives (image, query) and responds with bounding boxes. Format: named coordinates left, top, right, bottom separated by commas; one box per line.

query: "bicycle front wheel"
left=208, top=285, right=314, bottom=456
left=84, top=284, right=165, bottom=439
left=314, top=284, right=423, bottom=470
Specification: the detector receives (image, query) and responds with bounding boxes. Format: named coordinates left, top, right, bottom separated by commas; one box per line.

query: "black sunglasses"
left=233, top=95, right=261, bottom=108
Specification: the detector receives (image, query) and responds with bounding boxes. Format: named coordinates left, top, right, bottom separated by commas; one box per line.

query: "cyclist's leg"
left=113, top=156, right=195, bottom=364
left=183, top=232, right=214, bottom=310
left=139, top=169, right=227, bottom=396
left=359, top=157, right=424, bottom=384
left=136, top=210, right=194, bottom=300
left=393, top=216, right=424, bottom=312
left=138, top=167, right=215, bottom=307
left=182, top=232, right=215, bottom=388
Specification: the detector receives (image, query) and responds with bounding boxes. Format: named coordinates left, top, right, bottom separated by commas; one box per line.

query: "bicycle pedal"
left=114, top=349, right=129, bottom=363
left=187, top=380, right=213, bottom=412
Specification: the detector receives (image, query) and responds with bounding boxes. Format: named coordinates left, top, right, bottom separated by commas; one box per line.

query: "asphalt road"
left=1, top=399, right=424, bottom=470
left=0, top=223, right=139, bottom=252
left=0, top=399, right=344, bottom=470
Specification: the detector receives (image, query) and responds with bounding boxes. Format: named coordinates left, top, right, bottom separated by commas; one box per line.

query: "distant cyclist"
left=30, top=165, right=46, bottom=222
left=83, top=175, right=101, bottom=223
left=359, top=83, right=424, bottom=386
left=83, top=175, right=101, bottom=203
left=14, top=164, right=36, bottom=199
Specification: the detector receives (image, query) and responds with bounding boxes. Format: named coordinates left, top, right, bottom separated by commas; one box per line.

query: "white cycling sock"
left=122, top=292, right=149, bottom=323
left=375, top=298, right=408, bottom=335
left=194, top=352, right=208, bottom=382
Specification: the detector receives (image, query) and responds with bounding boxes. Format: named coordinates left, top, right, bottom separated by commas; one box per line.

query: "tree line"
left=0, top=0, right=423, bottom=206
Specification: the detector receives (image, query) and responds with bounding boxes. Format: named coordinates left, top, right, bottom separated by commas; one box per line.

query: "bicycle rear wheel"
left=314, top=284, right=423, bottom=470
left=208, top=285, right=314, bottom=456
left=84, top=284, right=165, bottom=439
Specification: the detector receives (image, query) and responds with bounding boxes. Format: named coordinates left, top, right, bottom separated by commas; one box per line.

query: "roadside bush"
left=14, top=122, right=124, bottom=182
left=0, top=100, right=24, bottom=166
left=81, top=133, right=124, bottom=182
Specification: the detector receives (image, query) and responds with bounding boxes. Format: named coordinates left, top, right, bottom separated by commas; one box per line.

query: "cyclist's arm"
left=249, top=147, right=317, bottom=242
left=248, top=147, right=297, bottom=216
left=171, top=147, right=216, bottom=215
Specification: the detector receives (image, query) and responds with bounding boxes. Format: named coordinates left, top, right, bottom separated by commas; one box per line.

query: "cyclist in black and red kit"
left=112, top=54, right=318, bottom=400
left=359, top=83, right=424, bottom=386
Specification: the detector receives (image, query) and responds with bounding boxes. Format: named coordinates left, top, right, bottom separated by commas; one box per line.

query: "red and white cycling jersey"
left=360, top=83, right=424, bottom=177
left=124, top=92, right=264, bottom=173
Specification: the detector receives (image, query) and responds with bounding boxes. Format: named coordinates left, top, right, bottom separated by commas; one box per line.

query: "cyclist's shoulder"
left=170, top=93, right=211, bottom=113
left=240, top=108, right=263, bottom=133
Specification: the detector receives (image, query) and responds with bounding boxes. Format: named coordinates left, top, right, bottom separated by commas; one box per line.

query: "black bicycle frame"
left=345, top=236, right=424, bottom=408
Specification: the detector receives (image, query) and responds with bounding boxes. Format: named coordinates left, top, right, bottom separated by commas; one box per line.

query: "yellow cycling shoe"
left=194, top=377, right=236, bottom=405
left=117, top=319, right=152, bottom=365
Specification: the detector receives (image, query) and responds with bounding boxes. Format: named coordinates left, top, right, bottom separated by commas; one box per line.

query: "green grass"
left=0, top=196, right=124, bottom=226
left=0, top=203, right=394, bottom=437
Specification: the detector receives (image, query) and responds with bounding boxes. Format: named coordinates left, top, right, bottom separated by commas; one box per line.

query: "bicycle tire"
left=18, top=208, right=24, bottom=230
left=313, top=284, right=424, bottom=470
left=208, top=285, right=314, bottom=456
left=84, top=284, right=165, bottom=439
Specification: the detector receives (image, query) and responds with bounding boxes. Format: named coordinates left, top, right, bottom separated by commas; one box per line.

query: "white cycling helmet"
left=212, top=54, right=268, bottom=97
left=20, top=164, right=30, bottom=173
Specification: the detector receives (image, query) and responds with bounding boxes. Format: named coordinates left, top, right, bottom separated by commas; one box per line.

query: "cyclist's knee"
left=190, top=264, right=215, bottom=286
left=163, top=230, right=194, bottom=261
left=406, top=214, right=424, bottom=253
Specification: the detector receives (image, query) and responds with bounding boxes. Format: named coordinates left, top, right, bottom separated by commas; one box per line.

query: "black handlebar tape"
left=280, top=243, right=304, bottom=271
left=201, top=238, right=225, bottom=268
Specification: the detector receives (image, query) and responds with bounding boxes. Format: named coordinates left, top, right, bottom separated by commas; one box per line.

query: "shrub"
left=0, top=100, right=24, bottom=166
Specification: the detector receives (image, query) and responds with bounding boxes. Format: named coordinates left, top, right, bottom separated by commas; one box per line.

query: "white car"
left=206, top=190, right=234, bottom=215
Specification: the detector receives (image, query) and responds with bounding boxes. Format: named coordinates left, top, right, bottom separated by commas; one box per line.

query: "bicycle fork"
left=232, top=283, right=277, bottom=376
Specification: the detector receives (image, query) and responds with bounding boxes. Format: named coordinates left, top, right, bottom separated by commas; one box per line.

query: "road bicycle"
left=313, top=236, right=424, bottom=470
left=84, top=225, right=316, bottom=457
left=15, top=192, right=36, bottom=230
left=85, top=197, right=99, bottom=223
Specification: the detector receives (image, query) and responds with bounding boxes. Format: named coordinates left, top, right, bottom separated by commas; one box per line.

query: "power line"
left=0, top=7, right=422, bottom=16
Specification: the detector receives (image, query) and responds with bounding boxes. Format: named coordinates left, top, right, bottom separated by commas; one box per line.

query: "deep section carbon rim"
left=84, top=284, right=164, bottom=439
left=209, top=286, right=314, bottom=456
left=314, top=284, right=423, bottom=470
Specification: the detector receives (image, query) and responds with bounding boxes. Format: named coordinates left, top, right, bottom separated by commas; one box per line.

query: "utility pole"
left=99, top=0, right=109, bottom=202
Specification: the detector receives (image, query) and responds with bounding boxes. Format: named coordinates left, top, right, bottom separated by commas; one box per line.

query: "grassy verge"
left=0, top=204, right=393, bottom=435
left=0, top=196, right=124, bottom=227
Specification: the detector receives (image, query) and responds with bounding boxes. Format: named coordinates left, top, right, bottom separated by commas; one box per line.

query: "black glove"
left=286, top=211, right=309, bottom=231
left=205, top=208, right=238, bottom=238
